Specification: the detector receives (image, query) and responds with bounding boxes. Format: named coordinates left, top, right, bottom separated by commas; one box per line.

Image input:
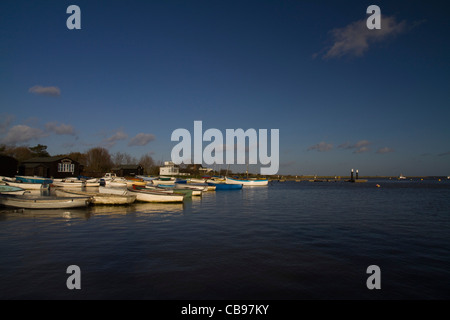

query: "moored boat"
left=54, top=189, right=136, bottom=205
left=147, top=185, right=194, bottom=197
left=52, top=178, right=84, bottom=188
left=5, top=181, right=50, bottom=190
left=15, top=175, right=53, bottom=184
left=0, top=194, right=90, bottom=209
left=225, top=177, right=268, bottom=186
left=127, top=185, right=185, bottom=203
left=152, top=177, right=176, bottom=186
left=99, top=185, right=185, bottom=203
left=208, top=182, right=243, bottom=190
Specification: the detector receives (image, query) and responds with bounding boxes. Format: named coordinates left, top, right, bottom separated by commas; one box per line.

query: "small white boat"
left=5, top=181, right=50, bottom=190
left=189, top=178, right=209, bottom=184
left=52, top=178, right=84, bottom=188
left=152, top=177, right=176, bottom=186
left=100, top=185, right=184, bottom=203
left=398, top=174, right=407, bottom=180
left=100, top=173, right=129, bottom=187
left=185, top=182, right=215, bottom=191
left=0, top=194, right=90, bottom=209
left=174, top=183, right=207, bottom=195
left=54, top=189, right=136, bottom=205
left=128, top=186, right=185, bottom=203
left=225, top=177, right=269, bottom=186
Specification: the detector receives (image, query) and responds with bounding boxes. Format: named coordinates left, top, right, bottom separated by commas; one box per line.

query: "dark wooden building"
left=19, top=156, right=82, bottom=179
left=0, top=155, right=19, bottom=177
left=112, top=164, right=143, bottom=177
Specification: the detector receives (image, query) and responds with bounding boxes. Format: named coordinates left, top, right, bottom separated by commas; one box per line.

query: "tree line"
left=0, top=144, right=159, bottom=175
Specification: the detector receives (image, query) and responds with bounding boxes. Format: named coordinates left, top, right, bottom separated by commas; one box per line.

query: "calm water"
left=0, top=179, right=449, bottom=300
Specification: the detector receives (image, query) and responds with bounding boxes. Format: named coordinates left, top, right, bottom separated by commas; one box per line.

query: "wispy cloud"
left=128, top=133, right=156, bottom=146
left=1, top=124, right=48, bottom=145
left=45, top=122, right=76, bottom=135
left=307, top=141, right=333, bottom=152
left=316, top=16, right=407, bottom=59
left=438, top=151, right=450, bottom=157
left=29, top=85, right=61, bottom=97
left=376, top=147, right=394, bottom=154
left=101, top=129, right=128, bottom=148
left=339, top=140, right=371, bottom=153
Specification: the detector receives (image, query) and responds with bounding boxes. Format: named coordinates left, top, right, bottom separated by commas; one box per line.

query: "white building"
left=159, top=161, right=179, bottom=176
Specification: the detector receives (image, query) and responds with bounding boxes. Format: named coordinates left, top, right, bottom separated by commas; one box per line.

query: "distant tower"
left=351, top=169, right=354, bottom=182
left=356, top=169, right=359, bottom=180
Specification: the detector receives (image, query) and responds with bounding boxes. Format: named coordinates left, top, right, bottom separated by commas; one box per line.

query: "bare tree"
left=139, top=153, right=156, bottom=175
left=85, top=147, right=113, bottom=173
left=112, top=151, right=138, bottom=166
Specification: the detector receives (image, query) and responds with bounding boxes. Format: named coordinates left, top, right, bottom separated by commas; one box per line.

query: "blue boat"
left=15, top=176, right=53, bottom=184
left=207, top=182, right=242, bottom=190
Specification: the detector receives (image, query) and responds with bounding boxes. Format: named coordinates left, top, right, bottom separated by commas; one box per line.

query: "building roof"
left=21, top=156, right=77, bottom=163
left=112, top=164, right=143, bottom=170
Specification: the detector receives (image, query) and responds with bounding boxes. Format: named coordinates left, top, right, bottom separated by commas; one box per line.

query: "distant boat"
left=207, top=182, right=243, bottom=190
left=398, top=174, right=407, bottom=180
left=147, top=185, right=195, bottom=197
left=225, top=177, right=269, bottom=186
left=0, top=185, right=28, bottom=195
left=54, top=188, right=136, bottom=205
left=135, top=175, right=157, bottom=182
left=152, top=177, right=176, bottom=186
left=5, top=181, right=50, bottom=190
left=15, top=176, right=53, bottom=184
left=52, top=178, right=84, bottom=188
left=0, top=194, right=90, bottom=209
left=99, top=173, right=128, bottom=187
left=158, top=183, right=206, bottom=196
left=99, top=185, right=185, bottom=203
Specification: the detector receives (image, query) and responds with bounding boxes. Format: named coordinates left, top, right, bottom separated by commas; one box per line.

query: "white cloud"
left=339, top=140, right=371, bottom=153
left=45, top=122, right=76, bottom=135
left=376, top=147, right=394, bottom=154
left=29, top=85, right=61, bottom=96
left=128, top=133, right=156, bottom=146
left=100, top=129, right=128, bottom=148
left=318, top=16, right=407, bottom=59
left=307, top=141, right=333, bottom=152
left=1, top=125, right=48, bottom=145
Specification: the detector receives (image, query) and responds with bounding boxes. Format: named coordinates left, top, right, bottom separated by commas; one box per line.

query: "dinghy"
left=0, top=194, right=91, bottom=209
left=54, top=189, right=136, bottom=205
left=225, top=177, right=268, bottom=186
left=5, top=181, right=50, bottom=190
left=101, top=185, right=184, bottom=203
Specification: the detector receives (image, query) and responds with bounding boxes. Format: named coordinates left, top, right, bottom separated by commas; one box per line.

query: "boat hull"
left=0, top=194, right=90, bottom=209
left=54, top=189, right=136, bottom=205
left=15, top=176, right=53, bottom=184
left=99, top=186, right=184, bottom=203
left=225, top=177, right=268, bottom=186
left=208, top=182, right=243, bottom=190
left=5, top=181, right=49, bottom=190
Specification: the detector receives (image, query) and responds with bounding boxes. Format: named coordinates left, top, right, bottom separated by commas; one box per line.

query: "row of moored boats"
left=0, top=174, right=268, bottom=209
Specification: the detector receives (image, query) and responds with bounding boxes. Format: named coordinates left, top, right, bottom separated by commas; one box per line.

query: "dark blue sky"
left=1, top=0, right=449, bottom=176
